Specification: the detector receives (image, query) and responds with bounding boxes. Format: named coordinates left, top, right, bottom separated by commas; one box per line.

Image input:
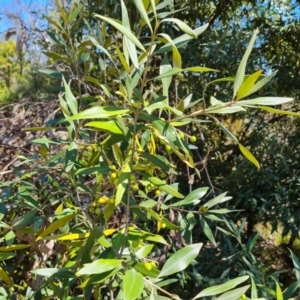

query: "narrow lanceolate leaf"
left=238, top=143, right=260, bottom=169
left=236, top=70, right=263, bottom=100
left=206, top=105, right=246, bottom=114
left=161, top=18, right=197, bottom=38
left=172, top=187, right=209, bottom=207
left=116, top=45, right=130, bottom=73
left=214, top=119, right=239, bottom=144
left=133, top=0, right=152, bottom=32
left=157, top=243, right=202, bottom=279
left=204, top=192, right=230, bottom=209
left=199, top=216, right=217, bottom=247
left=233, top=29, right=259, bottom=98
left=158, top=33, right=182, bottom=69
left=36, top=214, right=75, bottom=241
left=237, top=97, right=293, bottom=106
left=76, top=259, right=122, bottom=276
left=115, top=163, right=131, bottom=206
left=288, top=249, right=300, bottom=283
left=244, top=70, right=278, bottom=98
left=156, top=23, right=208, bottom=54
left=257, top=106, right=300, bottom=117
left=12, top=209, right=39, bottom=229
left=215, top=285, right=250, bottom=300
left=192, top=276, right=249, bottom=299
left=63, top=76, right=78, bottom=115
left=250, top=276, right=258, bottom=299
left=94, top=14, right=146, bottom=52
left=68, top=107, right=129, bottom=121
left=140, top=173, right=184, bottom=198
left=121, top=0, right=139, bottom=68
left=0, top=266, right=13, bottom=286
left=123, top=269, right=144, bottom=300
left=88, top=36, right=115, bottom=64
left=86, top=121, right=123, bottom=134
left=0, top=244, right=30, bottom=251
left=275, top=279, right=283, bottom=300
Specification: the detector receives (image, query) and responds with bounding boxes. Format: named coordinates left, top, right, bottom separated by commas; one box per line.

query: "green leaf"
left=12, top=209, right=38, bottom=230
left=257, top=106, right=300, bottom=117
left=141, top=152, right=177, bottom=175
left=250, top=276, right=258, bottom=299
left=65, top=141, right=78, bottom=172
left=158, top=33, right=182, bottom=69
left=199, top=216, right=217, bottom=247
left=43, top=51, right=67, bottom=61
left=63, top=76, right=78, bottom=115
left=123, top=269, right=144, bottom=300
left=68, top=106, right=129, bottom=120
left=31, top=267, right=75, bottom=279
left=115, top=163, right=131, bottom=206
left=206, top=105, right=246, bottom=114
left=154, top=67, right=183, bottom=80
left=94, top=14, right=146, bottom=52
left=86, top=121, right=123, bottom=134
left=135, top=244, right=154, bottom=258
left=133, top=262, right=160, bottom=278
left=161, top=18, right=197, bottom=38
left=156, top=24, right=208, bottom=54
left=215, top=285, right=250, bottom=300
left=142, top=232, right=168, bottom=245
left=121, top=0, right=139, bottom=68
left=275, top=279, right=283, bottom=300
left=88, top=36, right=115, bottom=65
left=76, top=259, right=122, bottom=275
left=116, top=45, right=130, bottom=73
left=0, top=252, right=16, bottom=261
left=55, top=0, right=67, bottom=22
left=204, top=192, right=231, bottom=209
left=159, top=54, right=172, bottom=105
left=236, top=70, right=263, bottom=100
left=75, top=166, right=111, bottom=176
left=133, top=0, right=152, bottom=32
left=238, top=143, right=260, bottom=169
left=245, top=70, right=278, bottom=97
left=288, top=249, right=300, bottom=283
left=36, top=213, right=75, bottom=241
left=186, top=67, right=218, bottom=73
left=234, top=29, right=259, bottom=98
left=214, top=119, right=238, bottom=144
left=140, top=173, right=184, bottom=198
left=248, top=232, right=260, bottom=253
left=171, top=187, right=208, bottom=207
left=192, top=276, right=249, bottom=299
left=157, top=243, right=202, bottom=279
left=237, top=97, right=293, bottom=106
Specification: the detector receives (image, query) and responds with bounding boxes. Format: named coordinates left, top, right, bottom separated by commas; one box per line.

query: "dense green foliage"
left=1, top=0, right=300, bottom=299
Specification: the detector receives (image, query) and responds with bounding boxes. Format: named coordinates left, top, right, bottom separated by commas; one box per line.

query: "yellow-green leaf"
left=0, top=266, right=13, bottom=286
left=158, top=33, right=182, bottom=69
left=115, top=163, right=131, bottom=206
left=161, top=18, right=196, bottom=38
left=94, top=14, right=146, bottom=53
left=233, top=29, right=259, bottom=98
left=40, top=232, right=89, bottom=241
left=0, top=244, right=30, bottom=251
left=237, top=70, right=263, bottom=100
left=116, top=45, right=130, bottom=73
left=86, top=120, right=123, bottom=134
left=238, top=143, right=260, bottom=169
left=68, top=106, right=129, bottom=121
left=36, top=214, right=75, bottom=241
left=187, top=66, right=218, bottom=72
left=257, top=106, right=300, bottom=117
